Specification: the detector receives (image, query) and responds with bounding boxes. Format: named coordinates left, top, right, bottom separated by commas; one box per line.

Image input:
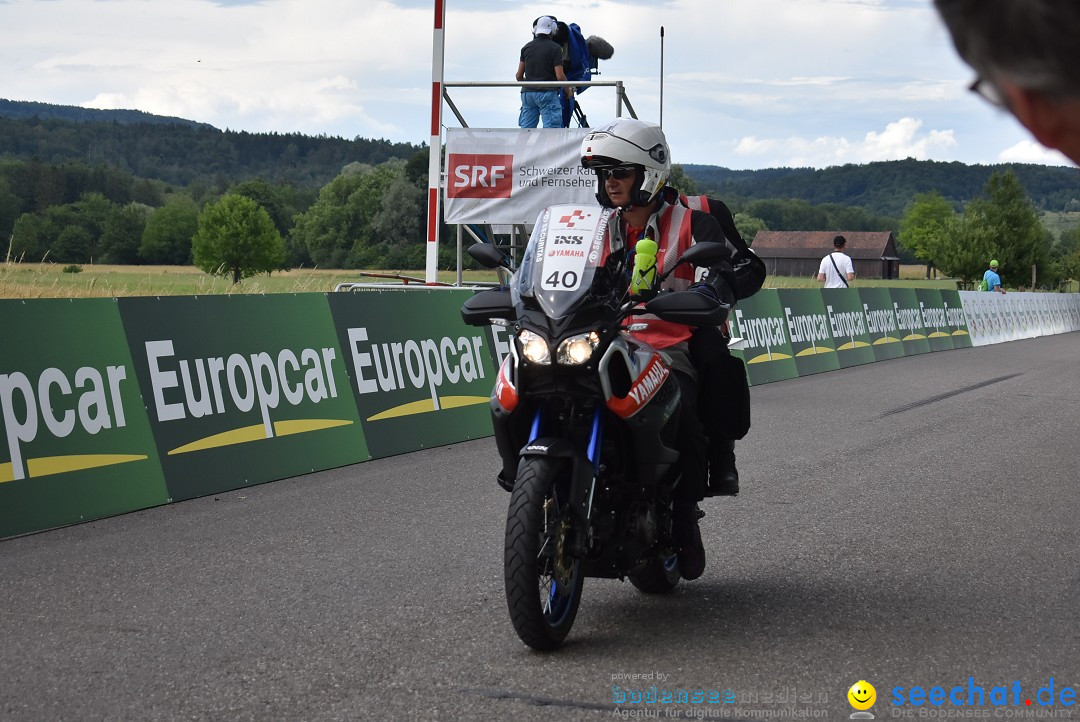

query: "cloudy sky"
left=1, top=0, right=1074, bottom=170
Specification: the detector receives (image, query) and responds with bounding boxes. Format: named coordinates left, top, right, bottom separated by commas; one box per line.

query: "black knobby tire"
left=504, top=457, right=584, bottom=650
left=628, top=548, right=681, bottom=594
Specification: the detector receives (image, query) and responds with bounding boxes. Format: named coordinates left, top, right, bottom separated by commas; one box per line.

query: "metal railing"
left=442, top=80, right=638, bottom=129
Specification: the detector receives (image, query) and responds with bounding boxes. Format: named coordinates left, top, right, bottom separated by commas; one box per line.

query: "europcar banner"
left=118, top=295, right=368, bottom=501
left=0, top=299, right=168, bottom=537
left=913, top=289, right=956, bottom=352
left=327, top=289, right=499, bottom=458
left=933, top=289, right=972, bottom=349
left=443, top=128, right=594, bottom=224
left=889, top=288, right=932, bottom=356
left=819, top=288, right=877, bottom=368
left=857, top=288, right=907, bottom=362
left=776, top=289, right=841, bottom=377
left=729, top=291, right=799, bottom=385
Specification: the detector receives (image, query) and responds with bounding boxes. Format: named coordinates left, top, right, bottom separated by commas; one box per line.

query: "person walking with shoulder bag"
left=817, top=235, right=855, bottom=288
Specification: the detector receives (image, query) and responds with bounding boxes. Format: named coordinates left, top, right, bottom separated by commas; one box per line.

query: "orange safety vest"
left=603, top=201, right=697, bottom=349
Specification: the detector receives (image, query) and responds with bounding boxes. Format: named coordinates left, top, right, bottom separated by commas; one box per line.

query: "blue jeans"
left=519, top=90, right=564, bottom=128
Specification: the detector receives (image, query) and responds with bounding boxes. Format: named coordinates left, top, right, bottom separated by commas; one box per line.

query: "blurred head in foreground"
left=933, top=0, right=1080, bottom=165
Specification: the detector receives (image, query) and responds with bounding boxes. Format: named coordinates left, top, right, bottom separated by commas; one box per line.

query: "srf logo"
left=447, top=154, right=513, bottom=199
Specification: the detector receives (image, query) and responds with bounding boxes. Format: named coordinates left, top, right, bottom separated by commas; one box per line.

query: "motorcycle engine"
left=631, top=503, right=657, bottom=549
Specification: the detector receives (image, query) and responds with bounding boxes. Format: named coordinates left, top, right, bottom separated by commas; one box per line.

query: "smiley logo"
left=848, top=680, right=876, bottom=710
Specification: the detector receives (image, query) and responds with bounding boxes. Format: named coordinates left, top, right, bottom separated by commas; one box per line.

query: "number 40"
left=545, top=270, right=578, bottom=288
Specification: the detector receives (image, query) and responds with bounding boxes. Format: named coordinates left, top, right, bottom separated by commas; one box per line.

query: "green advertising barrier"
left=0, top=299, right=168, bottom=537
left=820, top=288, right=877, bottom=368
left=912, top=289, right=955, bottom=352
left=118, top=295, right=369, bottom=502
left=776, top=289, right=842, bottom=377
left=888, top=288, right=933, bottom=356
left=939, top=290, right=972, bottom=348
left=327, top=289, right=499, bottom=458
left=729, top=291, right=799, bottom=386
left=1, top=288, right=1067, bottom=540
left=857, top=287, right=907, bottom=362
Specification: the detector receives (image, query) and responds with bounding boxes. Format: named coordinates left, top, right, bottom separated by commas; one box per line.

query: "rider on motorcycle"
left=580, top=118, right=738, bottom=580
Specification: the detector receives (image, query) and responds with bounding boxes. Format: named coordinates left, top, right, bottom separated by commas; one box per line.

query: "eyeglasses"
left=969, top=75, right=1009, bottom=110
left=602, top=166, right=637, bottom=181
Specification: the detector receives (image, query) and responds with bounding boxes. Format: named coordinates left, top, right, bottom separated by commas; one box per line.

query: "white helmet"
left=580, top=118, right=671, bottom=208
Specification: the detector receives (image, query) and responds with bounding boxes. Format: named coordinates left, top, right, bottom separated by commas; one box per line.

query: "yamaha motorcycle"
left=461, top=204, right=728, bottom=650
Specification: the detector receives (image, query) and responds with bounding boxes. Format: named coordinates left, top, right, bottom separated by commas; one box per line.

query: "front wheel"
left=504, top=457, right=584, bottom=650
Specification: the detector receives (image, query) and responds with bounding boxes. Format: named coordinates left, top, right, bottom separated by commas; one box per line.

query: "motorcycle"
left=461, top=203, right=729, bottom=650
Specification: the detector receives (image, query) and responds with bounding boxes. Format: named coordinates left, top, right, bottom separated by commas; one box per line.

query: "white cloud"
left=0, top=0, right=1074, bottom=170
left=996, top=140, right=1073, bottom=167
left=732, top=118, right=957, bottom=168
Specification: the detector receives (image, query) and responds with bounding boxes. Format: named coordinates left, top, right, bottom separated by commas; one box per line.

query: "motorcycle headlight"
left=519, top=329, right=551, bottom=365
left=557, top=331, right=600, bottom=366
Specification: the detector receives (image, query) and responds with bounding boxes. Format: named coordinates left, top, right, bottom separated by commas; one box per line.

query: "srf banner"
left=443, top=128, right=595, bottom=224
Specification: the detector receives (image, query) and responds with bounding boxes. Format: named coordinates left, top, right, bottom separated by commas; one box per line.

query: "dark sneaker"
left=707, top=441, right=740, bottom=497
left=496, top=470, right=514, bottom=492
left=672, top=503, right=706, bottom=580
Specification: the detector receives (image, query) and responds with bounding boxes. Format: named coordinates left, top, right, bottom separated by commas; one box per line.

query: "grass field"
left=1041, top=210, right=1080, bottom=239
left=0, top=263, right=505, bottom=298
left=0, top=262, right=961, bottom=298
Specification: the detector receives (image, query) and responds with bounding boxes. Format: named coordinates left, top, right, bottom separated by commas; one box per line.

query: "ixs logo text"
left=447, top=154, right=514, bottom=199
left=0, top=364, right=131, bottom=481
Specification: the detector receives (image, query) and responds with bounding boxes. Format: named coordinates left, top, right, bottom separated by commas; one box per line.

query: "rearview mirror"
left=677, top=242, right=729, bottom=269
left=468, top=243, right=512, bottom=270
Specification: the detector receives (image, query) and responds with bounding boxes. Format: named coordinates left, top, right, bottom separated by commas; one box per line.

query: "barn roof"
left=750, top=231, right=899, bottom=260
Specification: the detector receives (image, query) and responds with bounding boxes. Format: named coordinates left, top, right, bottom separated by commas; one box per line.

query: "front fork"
left=524, top=403, right=604, bottom=556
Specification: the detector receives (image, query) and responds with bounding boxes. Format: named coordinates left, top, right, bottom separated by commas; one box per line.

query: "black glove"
left=694, top=261, right=736, bottom=307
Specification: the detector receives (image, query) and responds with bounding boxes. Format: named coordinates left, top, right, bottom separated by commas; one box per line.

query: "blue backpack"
left=551, top=20, right=614, bottom=127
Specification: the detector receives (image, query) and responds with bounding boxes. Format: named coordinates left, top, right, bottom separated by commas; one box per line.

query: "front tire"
left=628, top=548, right=681, bottom=593
left=504, top=457, right=584, bottom=650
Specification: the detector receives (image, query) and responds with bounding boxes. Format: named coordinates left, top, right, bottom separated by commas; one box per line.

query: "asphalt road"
left=1, top=334, right=1078, bottom=721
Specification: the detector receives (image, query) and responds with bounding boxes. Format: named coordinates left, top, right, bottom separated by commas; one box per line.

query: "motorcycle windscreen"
left=512, top=204, right=610, bottom=320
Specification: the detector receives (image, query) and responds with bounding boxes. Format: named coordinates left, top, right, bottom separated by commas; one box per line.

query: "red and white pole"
left=425, top=0, right=446, bottom=284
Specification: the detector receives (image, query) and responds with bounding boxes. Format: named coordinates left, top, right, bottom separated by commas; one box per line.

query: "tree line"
left=899, top=170, right=1079, bottom=289
left=0, top=152, right=443, bottom=276
left=0, top=111, right=420, bottom=191
left=2, top=154, right=1076, bottom=287
left=685, top=157, right=1080, bottom=218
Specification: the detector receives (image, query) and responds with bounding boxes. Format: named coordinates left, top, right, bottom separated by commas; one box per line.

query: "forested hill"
left=684, top=158, right=1080, bottom=217
left=0, top=98, right=215, bottom=130
left=2, top=99, right=1078, bottom=214
left=0, top=99, right=423, bottom=189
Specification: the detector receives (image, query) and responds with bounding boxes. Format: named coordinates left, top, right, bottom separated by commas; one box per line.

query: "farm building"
left=749, top=231, right=901, bottom=280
